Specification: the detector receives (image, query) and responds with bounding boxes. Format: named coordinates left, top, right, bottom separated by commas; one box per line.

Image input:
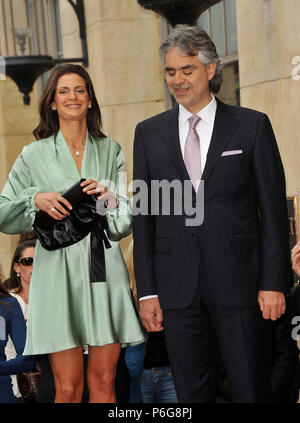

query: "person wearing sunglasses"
left=4, top=240, right=36, bottom=306
left=3, top=240, right=36, bottom=401
left=0, top=274, right=37, bottom=403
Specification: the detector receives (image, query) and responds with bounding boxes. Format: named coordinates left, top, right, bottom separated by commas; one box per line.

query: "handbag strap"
left=90, top=217, right=111, bottom=283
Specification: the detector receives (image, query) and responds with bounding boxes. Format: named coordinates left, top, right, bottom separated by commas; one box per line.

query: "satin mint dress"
left=0, top=131, right=144, bottom=355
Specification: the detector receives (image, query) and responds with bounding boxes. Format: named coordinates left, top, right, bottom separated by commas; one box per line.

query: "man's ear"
left=207, top=63, right=217, bottom=81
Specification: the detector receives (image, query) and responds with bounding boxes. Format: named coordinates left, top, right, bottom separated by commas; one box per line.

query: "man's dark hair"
left=160, top=24, right=223, bottom=93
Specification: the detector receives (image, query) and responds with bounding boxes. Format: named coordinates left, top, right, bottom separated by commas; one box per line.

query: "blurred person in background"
left=3, top=240, right=36, bottom=402
left=0, top=278, right=37, bottom=402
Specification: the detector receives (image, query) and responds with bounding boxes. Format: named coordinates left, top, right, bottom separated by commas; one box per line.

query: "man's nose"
left=173, top=72, right=185, bottom=85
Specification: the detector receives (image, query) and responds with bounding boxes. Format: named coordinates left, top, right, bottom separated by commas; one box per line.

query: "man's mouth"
left=173, top=87, right=190, bottom=95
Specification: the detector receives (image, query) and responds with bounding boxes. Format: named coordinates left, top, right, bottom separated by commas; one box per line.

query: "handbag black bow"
left=33, top=179, right=111, bottom=282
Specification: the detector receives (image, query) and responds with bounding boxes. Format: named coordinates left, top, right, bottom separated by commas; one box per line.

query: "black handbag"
left=33, top=179, right=111, bottom=282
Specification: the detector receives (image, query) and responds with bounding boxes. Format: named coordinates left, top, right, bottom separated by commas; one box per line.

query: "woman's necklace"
left=67, top=142, right=84, bottom=157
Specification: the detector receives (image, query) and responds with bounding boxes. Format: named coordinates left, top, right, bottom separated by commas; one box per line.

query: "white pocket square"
left=221, top=150, right=243, bottom=157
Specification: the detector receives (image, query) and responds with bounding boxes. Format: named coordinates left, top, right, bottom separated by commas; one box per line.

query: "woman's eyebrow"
left=57, top=85, right=85, bottom=89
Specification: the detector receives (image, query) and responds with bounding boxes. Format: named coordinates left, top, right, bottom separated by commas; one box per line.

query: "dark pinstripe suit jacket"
left=133, top=98, right=290, bottom=309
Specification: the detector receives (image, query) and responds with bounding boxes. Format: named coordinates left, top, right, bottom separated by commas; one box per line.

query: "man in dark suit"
left=133, top=24, right=290, bottom=402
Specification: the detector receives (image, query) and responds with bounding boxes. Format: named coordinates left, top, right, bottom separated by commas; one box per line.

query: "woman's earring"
left=17, top=273, right=20, bottom=278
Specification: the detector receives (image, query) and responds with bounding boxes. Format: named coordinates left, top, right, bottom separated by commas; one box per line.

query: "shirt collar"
left=179, top=94, right=217, bottom=127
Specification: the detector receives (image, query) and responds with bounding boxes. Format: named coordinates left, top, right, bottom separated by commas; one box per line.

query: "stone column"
left=0, top=76, right=38, bottom=277
left=236, top=0, right=300, bottom=213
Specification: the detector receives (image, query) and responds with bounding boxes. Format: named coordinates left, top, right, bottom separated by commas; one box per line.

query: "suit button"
left=192, top=233, right=195, bottom=237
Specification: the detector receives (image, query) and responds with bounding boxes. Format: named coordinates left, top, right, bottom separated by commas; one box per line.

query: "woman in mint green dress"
left=0, top=64, right=144, bottom=403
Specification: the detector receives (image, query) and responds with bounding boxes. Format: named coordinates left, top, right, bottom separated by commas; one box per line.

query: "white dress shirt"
left=179, top=94, right=217, bottom=173
left=139, top=95, right=217, bottom=302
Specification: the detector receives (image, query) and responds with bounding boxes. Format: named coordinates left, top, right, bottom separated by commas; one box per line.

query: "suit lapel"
left=202, top=98, right=239, bottom=182
left=160, top=106, right=191, bottom=182
left=159, top=99, right=239, bottom=185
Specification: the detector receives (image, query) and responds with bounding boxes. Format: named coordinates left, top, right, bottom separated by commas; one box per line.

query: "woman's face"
left=51, top=73, right=91, bottom=123
left=13, top=247, right=35, bottom=286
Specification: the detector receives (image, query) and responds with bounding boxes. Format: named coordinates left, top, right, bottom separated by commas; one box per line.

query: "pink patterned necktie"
left=184, top=115, right=201, bottom=191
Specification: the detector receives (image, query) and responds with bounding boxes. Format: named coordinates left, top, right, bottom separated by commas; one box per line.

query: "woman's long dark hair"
left=33, top=64, right=106, bottom=140
left=5, top=240, right=36, bottom=293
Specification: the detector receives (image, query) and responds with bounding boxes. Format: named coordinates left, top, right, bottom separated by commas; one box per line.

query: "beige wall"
left=0, top=0, right=39, bottom=277
left=236, top=0, right=300, bottom=218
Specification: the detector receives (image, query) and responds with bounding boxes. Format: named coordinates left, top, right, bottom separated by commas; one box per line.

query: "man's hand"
left=291, top=241, right=300, bottom=278
left=258, top=290, right=286, bottom=321
left=139, top=297, right=164, bottom=332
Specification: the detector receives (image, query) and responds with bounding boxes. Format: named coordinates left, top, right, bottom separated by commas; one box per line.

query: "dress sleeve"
left=0, top=300, right=37, bottom=375
left=0, top=149, right=40, bottom=234
left=105, top=143, right=132, bottom=241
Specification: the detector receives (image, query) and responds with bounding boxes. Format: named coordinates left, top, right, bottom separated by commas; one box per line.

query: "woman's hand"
left=81, top=179, right=118, bottom=208
left=34, top=192, right=72, bottom=220
left=291, top=241, right=300, bottom=278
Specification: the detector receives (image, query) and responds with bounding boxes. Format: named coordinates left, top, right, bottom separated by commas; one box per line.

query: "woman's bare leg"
left=87, top=344, right=121, bottom=403
left=49, top=346, right=84, bottom=403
